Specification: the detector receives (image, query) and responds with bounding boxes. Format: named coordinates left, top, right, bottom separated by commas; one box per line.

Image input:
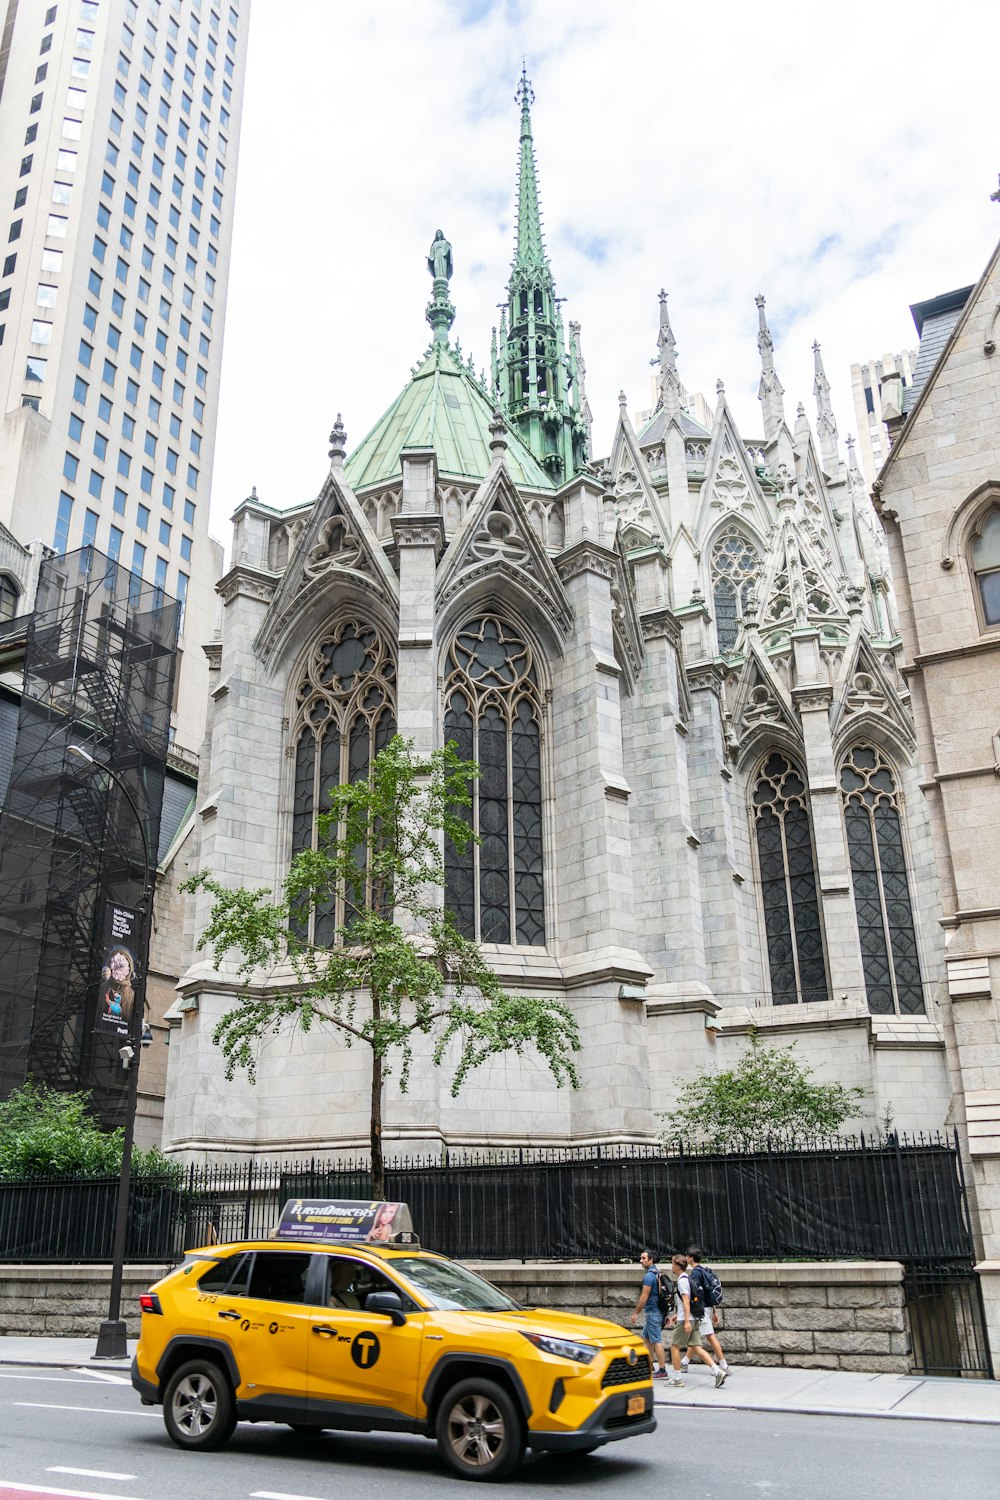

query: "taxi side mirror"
left=366, top=1291, right=407, bottom=1326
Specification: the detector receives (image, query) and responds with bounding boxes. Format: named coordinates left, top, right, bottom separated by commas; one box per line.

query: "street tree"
left=660, top=1028, right=866, bottom=1150
left=186, top=736, right=580, bottom=1196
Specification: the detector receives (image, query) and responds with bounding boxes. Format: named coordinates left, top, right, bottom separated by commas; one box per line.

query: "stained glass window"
left=753, top=752, right=829, bottom=1004
left=841, top=746, right=924, bottom=1015
left=711, top=525, right=761, bottom=654
left=443, top=615, right=544, bottom=946
left=289, top=619, right=395, bottom=944
left=971, top=506, right=1000, bottom=627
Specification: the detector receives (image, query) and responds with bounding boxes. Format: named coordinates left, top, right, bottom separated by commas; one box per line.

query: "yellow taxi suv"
left=131, top=1199, right=655, bottom=1480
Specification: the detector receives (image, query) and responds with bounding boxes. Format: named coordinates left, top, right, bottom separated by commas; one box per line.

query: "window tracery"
left=971, top=505, right=1000, bottom=627
left=289, top=619, right=396, bottom=944
left=443, top=614, right=544, bottom=946
left=840, top=746, right=923, bottom=1015
left=753, top=752, right=829, bottom=1005
left=711, top=525, right=761, bottom=654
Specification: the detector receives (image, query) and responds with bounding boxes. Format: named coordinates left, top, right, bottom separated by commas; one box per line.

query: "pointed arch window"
left=971, top=505, right=1000, bottom=627
left=753, top=752, right=829, bottom=1005
left=443, top=614, right=545, bottom=946
left=290, top=619, right=395, bottom=944
left=841, top=746, right=923, bottom=1015
left=711, top=525, right=761, bottom=654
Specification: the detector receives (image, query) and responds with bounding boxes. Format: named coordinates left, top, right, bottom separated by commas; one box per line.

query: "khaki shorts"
left=671, top=1322, right=704, bottom=1350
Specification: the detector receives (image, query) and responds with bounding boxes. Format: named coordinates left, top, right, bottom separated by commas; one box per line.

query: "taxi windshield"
left=391, top=1256, right=521, bottom=1312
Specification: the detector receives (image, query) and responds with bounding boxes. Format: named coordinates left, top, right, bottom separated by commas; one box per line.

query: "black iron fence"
left=0, top=1132, right=990, bottom=1376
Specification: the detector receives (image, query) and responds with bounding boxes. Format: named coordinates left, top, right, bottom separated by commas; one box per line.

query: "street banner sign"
left=96, top=900, right=140, bottom=1040
left=275, top=1199, right=417, bottom=1244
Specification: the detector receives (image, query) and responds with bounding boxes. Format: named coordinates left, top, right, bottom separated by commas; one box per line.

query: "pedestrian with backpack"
left=682, top=1246, right=731, bottom=1378
left=666, top=1253, right=728, bottom=1387
left=630, top=1248, right=669, bottom=1379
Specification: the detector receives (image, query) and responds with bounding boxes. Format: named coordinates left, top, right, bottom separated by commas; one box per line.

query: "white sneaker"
left=714, top=1365, right=728, bottom=1388
left=720, top=1361, right=731, bottom=1373
left=680, top=1356, right=689, bottom=1370
left=669, top=1377, right=685, bottom=1388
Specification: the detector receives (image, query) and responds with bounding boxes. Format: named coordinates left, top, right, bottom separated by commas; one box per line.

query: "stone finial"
left=716, top=378, right=725, bottom=397
left=844, top=581, right=864, bottom=614
left=618, top=389, right=628, bottom=408
left=328, top=414, right=347, bottom=465
left=489, top=406, right=509, bottom=454
left=991, top=174, right=1000, bottom=205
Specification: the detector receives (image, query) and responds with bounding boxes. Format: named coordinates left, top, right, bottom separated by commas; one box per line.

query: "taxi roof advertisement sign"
left=276, top=1199, right=414, bottom=1244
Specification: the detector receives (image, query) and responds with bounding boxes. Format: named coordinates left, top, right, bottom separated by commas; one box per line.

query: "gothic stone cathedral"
left=163, top=78, right=952, bottom=1159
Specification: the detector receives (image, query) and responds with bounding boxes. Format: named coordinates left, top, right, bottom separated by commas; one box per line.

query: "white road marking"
left=0, top=1375, right=108, bottom=1385
left=12, top=1402, right=157, bottom=1419
left=251, top=1492, right=332, bottom=1500
left=48, top=1470, right=137, bottom=1481
left=0, top=1482, right=149, bottom=1500
left=73, top=1370, right=131, bottom=1387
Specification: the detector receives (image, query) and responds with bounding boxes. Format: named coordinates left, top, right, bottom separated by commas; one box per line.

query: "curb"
left=653, top=1394, right=1000, bottom=1427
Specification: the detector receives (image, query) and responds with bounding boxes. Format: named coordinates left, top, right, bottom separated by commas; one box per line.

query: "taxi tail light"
left=139, top=1293, right=162, bottom=1315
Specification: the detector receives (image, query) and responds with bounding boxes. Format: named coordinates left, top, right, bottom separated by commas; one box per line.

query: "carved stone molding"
left=390, top=515, right=446, bottom=556
left=217, top=566, right=278, bottom=608
left=438, top=558, right=573, bottom=640
left=639, top=608, right=682, bottom=647
left=687, top=663, right=725, bottom=694
left=202, top=641, right=223, bottom=670
left=555, top=541, right=616, bottom=584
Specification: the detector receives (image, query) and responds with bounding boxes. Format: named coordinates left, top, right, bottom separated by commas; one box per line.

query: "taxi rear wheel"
left=163, top=1358, right=236, bottom=1451
left=435, top=1377, right=525, bottom=1481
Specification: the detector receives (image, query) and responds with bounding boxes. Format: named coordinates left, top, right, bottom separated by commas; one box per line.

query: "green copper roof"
left=511, top=67, right=549, bottom=279
left=345, top=341, right=555, bottom=492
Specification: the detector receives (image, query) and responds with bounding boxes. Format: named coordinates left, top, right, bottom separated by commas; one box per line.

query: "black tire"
left=435, top=1376, right=525, bottom=1481
left=163, top=1357, right=236, bottom=1452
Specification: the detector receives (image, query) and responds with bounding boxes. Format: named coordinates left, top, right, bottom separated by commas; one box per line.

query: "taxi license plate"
left=627, top=1395, right=645, bottom=1416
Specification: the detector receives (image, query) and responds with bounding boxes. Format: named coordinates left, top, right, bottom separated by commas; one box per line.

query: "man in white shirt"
left=665, top=1254, right=727, bottom=1388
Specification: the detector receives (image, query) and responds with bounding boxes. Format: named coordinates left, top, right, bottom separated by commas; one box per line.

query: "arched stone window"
left=753, top=752, right=829, bottom=1005
left=289, top=619, right=396, bottom=944
left=970, top=505, right=1000, bottom=627
left=0, top=576, right=20, bottom=622
left=443, top=614, right=544, bottom=945
left=711, top=525, right=761, bottom=654
left=840, top=746, right=923, bottom=1015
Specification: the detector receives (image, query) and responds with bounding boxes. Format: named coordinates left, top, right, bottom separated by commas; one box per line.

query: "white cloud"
left=210, top=0, right=999, bottom=540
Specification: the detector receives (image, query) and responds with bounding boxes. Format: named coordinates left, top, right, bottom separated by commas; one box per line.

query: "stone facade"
left=467, top=1261, right=911, bottom=1373
left=873, top=237, right=1000, bottom=1357
left=0, top=1260, right=909, bottom=1372
left=161, top=82, right=954, bottom=1166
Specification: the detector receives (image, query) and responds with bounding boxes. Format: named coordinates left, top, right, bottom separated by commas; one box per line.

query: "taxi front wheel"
left=435, top=1377, right=525, bottom=1481
left=163, top=1358, right=236, bottom=1451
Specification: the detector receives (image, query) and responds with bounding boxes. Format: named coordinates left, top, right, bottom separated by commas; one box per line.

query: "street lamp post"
left=68, top=744, right=155, bottom=1361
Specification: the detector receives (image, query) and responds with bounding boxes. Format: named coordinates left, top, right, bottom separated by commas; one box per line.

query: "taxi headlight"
left=520, top=1331, right=598, bottom=1364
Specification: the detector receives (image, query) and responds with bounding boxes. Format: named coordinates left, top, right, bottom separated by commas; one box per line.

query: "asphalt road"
left=0, top=1365, right=997, bottom=1500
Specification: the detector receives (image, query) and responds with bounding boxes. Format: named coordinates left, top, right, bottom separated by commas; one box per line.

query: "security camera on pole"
left=69, top=744, right=155, bottom=1360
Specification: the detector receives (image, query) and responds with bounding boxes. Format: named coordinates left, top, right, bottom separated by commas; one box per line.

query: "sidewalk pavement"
left=0, top=1337, right=996, bottom=1425
left=652, top=1359, right=1000, bottom=1424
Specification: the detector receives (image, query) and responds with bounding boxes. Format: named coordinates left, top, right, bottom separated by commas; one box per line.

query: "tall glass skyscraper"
left=0, top=0, right=250, bottom=756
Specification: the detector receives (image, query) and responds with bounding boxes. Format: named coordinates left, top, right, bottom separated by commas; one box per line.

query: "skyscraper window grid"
left=0, top=0, right=249, bottom=759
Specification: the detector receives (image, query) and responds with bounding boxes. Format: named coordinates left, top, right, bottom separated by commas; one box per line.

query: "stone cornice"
left=639, top=607, right=682, bottom=647
left=390, top=515, right=446, bottom=558
left=202, top=640, right=223, bottom=670
left=217, top=563, right=279, bottom=608
left=555, top=540, right=616, bottom=584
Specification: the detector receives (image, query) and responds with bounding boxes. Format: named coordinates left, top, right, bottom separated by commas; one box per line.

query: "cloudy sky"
left=208, top=0, right=998, bottom=542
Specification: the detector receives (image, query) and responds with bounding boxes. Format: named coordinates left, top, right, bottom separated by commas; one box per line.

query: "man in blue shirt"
left=630, top=1247, right=667, bottom=1378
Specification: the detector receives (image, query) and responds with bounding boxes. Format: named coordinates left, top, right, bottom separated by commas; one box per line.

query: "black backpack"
left=655, top=1269, right=672, bottom=1316
left=691, top=1263, right=724, bottom=1308
left=683, top=1270, right=706, bottom=1321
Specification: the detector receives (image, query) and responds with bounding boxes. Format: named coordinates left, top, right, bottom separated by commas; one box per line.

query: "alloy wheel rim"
left=447, top=1393, right=505, bottom=1466
left=174, top=1372, right=218, bottom=1436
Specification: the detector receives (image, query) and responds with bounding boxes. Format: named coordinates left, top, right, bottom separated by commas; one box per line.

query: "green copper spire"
left=495, top=70, right=588, bottom=484
left=513, top=68, right=549, bottom=277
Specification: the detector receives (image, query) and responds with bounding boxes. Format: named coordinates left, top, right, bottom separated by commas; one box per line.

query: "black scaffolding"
left=0, top=547, right=179, bottom=1126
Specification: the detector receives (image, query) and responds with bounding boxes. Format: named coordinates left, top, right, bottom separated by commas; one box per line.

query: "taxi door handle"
left=218, top=1309, right=241, bottom=1321
left=312, top=1324, right=337, bottom=1337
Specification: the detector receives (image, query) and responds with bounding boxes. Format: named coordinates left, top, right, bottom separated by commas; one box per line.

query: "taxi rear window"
left=198, top=1252, right=251, bottom=1294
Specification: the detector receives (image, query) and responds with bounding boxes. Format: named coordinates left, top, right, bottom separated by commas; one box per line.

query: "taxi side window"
left=197, top=1252, right=250, bottom=1295
left=246, top=1251, right=311, bottom=1305
left=324, top=1257, right=418, bottom=1313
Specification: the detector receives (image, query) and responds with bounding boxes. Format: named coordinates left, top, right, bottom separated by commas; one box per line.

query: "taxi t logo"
left=351, top=1331, right=381, bottom=1369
